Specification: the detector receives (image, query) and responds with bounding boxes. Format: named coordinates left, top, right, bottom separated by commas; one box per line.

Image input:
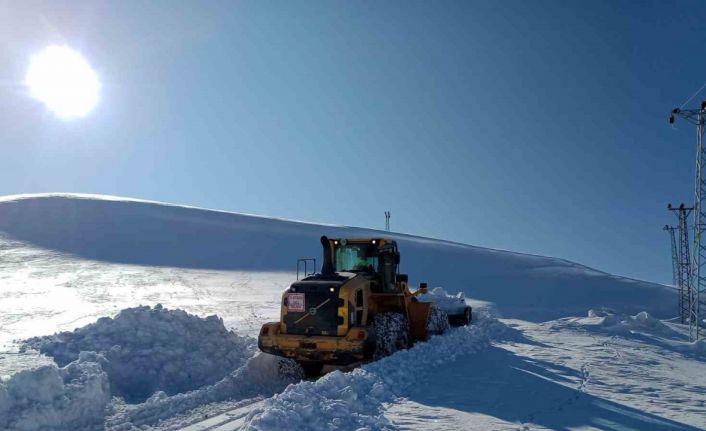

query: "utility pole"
left=664, top=224, right=680, bottom=319
left=669, top=101, right=706, bottom=340
left=385, top=211, right=390, bottom=232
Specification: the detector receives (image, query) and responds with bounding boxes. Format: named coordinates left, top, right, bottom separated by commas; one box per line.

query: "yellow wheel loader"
left=258, top=236, right=471, bottom=376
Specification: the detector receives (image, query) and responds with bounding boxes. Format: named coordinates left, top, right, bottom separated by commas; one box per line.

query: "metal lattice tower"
left=668, top=204, right=693, bottom=324
left=670, top=102, right=706, bottom=340
left=664, top=224, right=681, bottom=319
left=385, top=211, right=391, bottom=232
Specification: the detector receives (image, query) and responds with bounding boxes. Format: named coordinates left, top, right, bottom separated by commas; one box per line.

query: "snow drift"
left=0, top=194, right=676, bottom=321
left=24, top=305, right=256, bottom=403
left=584, top=309, right=681, bottom=337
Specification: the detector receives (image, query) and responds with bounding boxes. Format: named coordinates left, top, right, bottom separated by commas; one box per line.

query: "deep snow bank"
left=24, top=305, right=256, bottom=403
left=243, top=312, right=506, bottom=430
left=0, top=352, right=110, bottom=431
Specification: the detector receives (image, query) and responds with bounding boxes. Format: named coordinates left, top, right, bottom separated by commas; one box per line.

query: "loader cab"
left=326, top=237, right=401, bottom=293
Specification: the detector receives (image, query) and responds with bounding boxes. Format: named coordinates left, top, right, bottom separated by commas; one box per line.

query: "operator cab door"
left=377, top=243, right=400, bottom=292
left=350, top=287, right=366, bottom=326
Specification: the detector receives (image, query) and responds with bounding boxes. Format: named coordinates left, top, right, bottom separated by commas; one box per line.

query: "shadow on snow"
left=403, top=343, right=699, bottom=431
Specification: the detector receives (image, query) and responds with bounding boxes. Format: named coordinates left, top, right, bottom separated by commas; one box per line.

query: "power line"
left=679, top=81, right=706, bottom=110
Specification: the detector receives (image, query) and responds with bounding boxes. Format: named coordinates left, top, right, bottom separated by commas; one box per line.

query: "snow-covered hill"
left=0, top=193, right=702, bottom=431
left=0, top=193, right=675, bottom=321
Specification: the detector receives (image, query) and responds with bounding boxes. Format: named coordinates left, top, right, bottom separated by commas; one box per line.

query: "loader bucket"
left=407, top=301, right=431, bottom=341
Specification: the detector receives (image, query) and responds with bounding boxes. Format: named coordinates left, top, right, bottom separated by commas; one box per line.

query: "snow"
left=4, top=306, right=300, bottom=430
left=0, top=193, right=676, bottom=322
left=416, top=286, right=468, bottom=315
left=244, top=311, right=504, bottom=430
left=0, top=193, right=703, bottom=430
left=386, top=324, right=706, bottom=430
left=0, top=352, right=110, bottom=431
left=584, top=308, right=681, bottom=337
left=106, top=352, right=300, bottom=430
left=23, top=305, right=256, bottom=403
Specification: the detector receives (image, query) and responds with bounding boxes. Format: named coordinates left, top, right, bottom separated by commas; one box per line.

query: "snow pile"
left=416, top=286, right=468, bottom=315
left=24, top=305, right=256, bottom=403
left=585, top=309, right=677, bottom=337
left=5, top=306, right=302, bottom=430
left=107, top=353, right=301, bottom=429
left=0, top=352, right=110, bottom=431
left=244, top=312, right=505, bottom=430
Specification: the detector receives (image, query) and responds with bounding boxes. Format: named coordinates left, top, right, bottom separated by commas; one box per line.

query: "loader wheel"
left=426, top=305, right=450, bottom=336
left=299, top=361, right=324, bottom=378
left=371, top=312, right=409, bottom=360
left=277, top=358, right=305, bottom=381
left=462, top=307, right=472, bottom=325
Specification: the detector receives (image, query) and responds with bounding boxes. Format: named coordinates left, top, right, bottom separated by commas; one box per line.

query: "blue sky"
left=0, top=0, right=705, bottom=284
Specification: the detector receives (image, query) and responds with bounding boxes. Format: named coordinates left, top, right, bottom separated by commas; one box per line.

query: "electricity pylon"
left=669, top=102, right=706, bottom=340
left=664, top=224, right=681, bottom=319
left=668, top=203, right=693, bottom=324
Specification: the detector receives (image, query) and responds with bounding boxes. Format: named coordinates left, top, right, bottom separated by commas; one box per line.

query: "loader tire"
left=462, top=306, right=472, bottom=325
left=370, top=312, right=409, bottom=360
left=299, top=361, right=324, bottom=378
left=426, top=305, right=450, bottom=336
left=277, top=358, right=305, bottom=381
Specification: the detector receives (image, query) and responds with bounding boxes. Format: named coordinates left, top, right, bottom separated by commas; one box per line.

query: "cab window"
left=335, top=244, right=378, bottom=272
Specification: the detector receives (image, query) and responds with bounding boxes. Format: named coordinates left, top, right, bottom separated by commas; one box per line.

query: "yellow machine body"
left=258, top=237, right=431, bottom=365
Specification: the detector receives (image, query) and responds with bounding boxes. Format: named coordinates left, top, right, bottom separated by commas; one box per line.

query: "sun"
left=25, top=45, right=100, bottom=120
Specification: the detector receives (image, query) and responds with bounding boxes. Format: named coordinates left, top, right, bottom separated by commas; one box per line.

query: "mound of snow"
left=244, top=312, right=506, bottom=430
left=0, top=352, right=110, bottom=431
left=24, top=305, right=256, bottom=403
left=585, top=309, right=677, bottom=337
left=7, top=306, right=302, bottom=430
left=416, top=286, right=468, bottom=315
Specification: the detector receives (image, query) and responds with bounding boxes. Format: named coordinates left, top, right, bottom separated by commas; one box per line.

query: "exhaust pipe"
left=320, top=235, right=335, bottom=275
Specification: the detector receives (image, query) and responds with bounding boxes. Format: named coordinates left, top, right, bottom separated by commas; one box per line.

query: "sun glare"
left=25, top=45, right=100, bottom=120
